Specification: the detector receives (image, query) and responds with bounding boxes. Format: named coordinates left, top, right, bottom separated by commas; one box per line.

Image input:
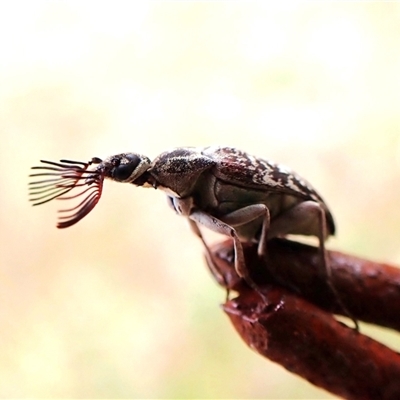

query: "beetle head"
left=149, top=148, right=215, bottom=197
left=29, top=152, right=151, bottom=228
left=99, top=153, right=151, bottom=183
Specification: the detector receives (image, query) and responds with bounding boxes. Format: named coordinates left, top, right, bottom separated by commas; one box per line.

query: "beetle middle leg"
left=169, top=196, right=270, bottom=289
left=220, top=204, right=271, bottom=261
left=189, top=206, right=271, bottom=298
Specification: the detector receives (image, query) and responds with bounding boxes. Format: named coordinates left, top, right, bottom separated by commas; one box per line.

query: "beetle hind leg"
left=269, top=201, right=359, bottom=330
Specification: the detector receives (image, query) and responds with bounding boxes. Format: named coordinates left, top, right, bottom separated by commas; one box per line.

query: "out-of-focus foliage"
left=1, top=2, right=399, bottom=398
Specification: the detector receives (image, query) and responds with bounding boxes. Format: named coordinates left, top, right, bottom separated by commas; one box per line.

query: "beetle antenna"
left=29, top=158, right=104, bottom=228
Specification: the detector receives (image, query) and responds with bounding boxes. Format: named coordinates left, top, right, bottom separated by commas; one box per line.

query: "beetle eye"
left=112, top=154, right=141, bottom=182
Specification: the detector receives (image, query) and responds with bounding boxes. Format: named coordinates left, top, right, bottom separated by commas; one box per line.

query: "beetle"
left=29, top=146, right=354, bottom=326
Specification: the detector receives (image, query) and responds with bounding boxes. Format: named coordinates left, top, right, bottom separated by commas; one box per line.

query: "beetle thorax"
left=148, top=148, right=215, bottom=197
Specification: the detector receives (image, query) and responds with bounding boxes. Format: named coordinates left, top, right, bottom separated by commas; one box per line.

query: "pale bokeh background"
left=1, top=1, right=400, bottom=398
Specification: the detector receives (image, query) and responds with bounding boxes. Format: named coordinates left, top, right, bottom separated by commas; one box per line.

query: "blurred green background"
left=1, top=1, right=400, bottom=398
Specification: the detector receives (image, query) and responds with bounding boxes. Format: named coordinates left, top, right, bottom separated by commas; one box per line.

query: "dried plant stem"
left=209, top=239, right=400, bottom=400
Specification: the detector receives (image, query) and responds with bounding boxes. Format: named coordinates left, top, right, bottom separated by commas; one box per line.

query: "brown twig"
left=208, top=239, right=400, bottom=400
left=210, top=238, right=400, bottom=331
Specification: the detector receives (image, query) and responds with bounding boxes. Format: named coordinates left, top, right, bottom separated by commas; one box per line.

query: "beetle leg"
left=269, top=201, right=359, bottom=330
left=267, top=200, right=330, bottom=239
left=188, top=219, right=228, bottom=290
left=219, top=204, right=271, bottom=261
left=219, top=205, right=312, bottom=298
left=189, top=209, right=263, bottom=297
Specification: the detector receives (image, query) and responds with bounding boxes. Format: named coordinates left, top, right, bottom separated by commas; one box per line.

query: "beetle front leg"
left=188, top=219, right=228, bottom=288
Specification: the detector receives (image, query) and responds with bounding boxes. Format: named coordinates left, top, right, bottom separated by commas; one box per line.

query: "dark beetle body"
left=30, top=145, right=356, bottom=327
left=29, top=145, right=335, bottom=246
left=143, top=146, right=334, bottom=243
